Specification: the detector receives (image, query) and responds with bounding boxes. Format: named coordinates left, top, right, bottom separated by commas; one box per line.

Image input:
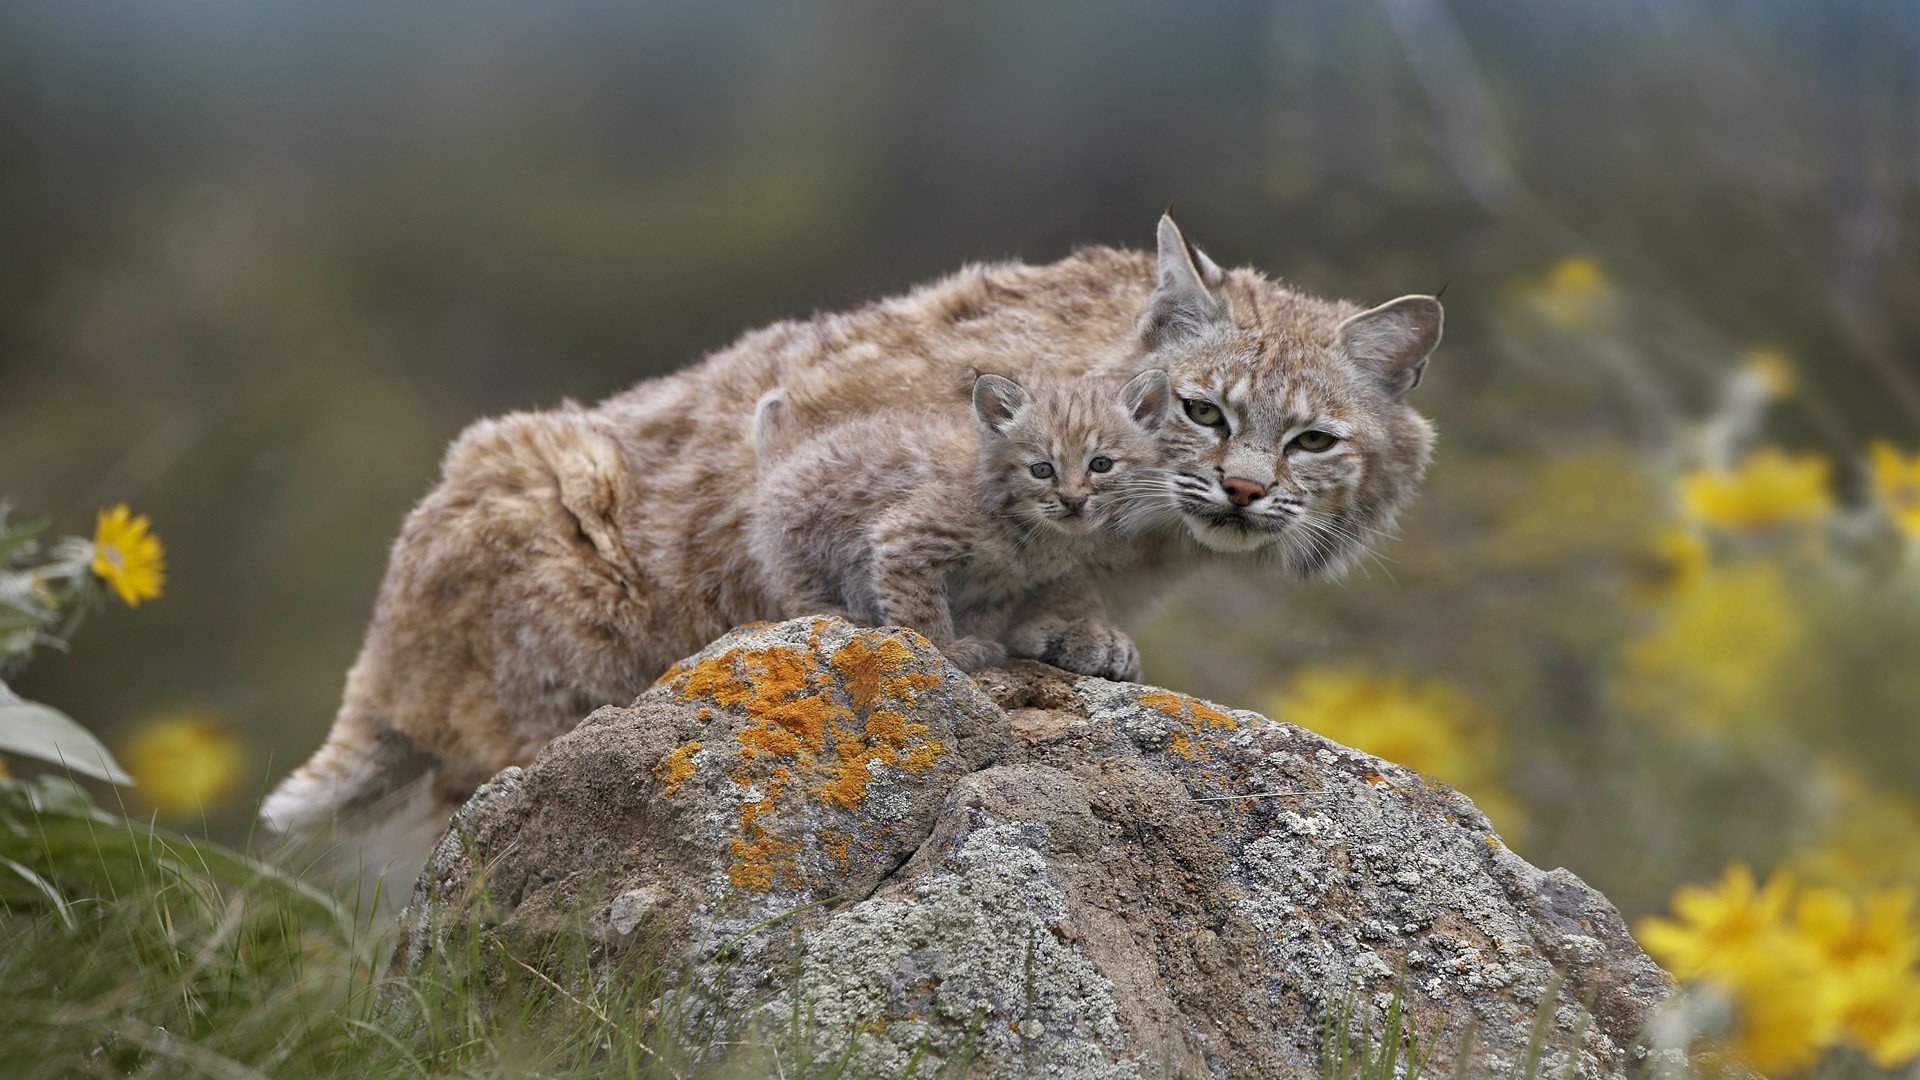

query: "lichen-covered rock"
left=395, top=618, right=1674, bottom=1078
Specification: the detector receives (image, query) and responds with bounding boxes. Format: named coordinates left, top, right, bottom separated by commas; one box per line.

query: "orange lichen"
left=1169, top=732, right=1200, bottom=761
left=820, top=827, right=853, bottom=870
left=655, top=741, right=702, bottom=795
left=901, top=743, right=945, bottom=772
left=882, top=670, right=943, bottom=703
left=729, top=830, right=800, bottom=890
left=1138, top=689, right=1242, bottom=734
left=675, top=647, right=757, bottom=707
left=1189, top=699, right=1239, bottom=730
left=832, top=633, right=916, bottom=713
left=676, top=630, right=952, bottom=891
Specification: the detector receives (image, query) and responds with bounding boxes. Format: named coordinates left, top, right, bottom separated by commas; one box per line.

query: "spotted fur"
left=261, top=214, right=1441, bottom=833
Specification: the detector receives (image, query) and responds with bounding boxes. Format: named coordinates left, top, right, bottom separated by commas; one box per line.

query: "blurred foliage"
left=2, top=0, right=1919, bottom=1071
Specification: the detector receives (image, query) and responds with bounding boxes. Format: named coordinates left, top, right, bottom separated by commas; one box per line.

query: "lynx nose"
left=1060, top=493, right=1088, bottom=514
left=1221, top=477, right=1267, bottom=507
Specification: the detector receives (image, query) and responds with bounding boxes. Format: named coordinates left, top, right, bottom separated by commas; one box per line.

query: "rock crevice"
left=396, top=617, right=1674, bottom=1078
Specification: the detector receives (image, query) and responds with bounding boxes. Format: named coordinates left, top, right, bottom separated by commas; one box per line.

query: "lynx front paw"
left=1008, top=617, right=1142, bottom=682
left=944, top=635, right=1009, bottom=673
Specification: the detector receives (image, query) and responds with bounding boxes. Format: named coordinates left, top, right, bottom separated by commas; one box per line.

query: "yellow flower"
left=1868, top=442, right=1920, bottom=538
left=1830, top=958, right=1920, bottom=1069
left=1626, top=527, right=1708, bottom=602
left=1637, top=863, right=1798, bottom=981
left=1266, top=665, right=1520, bottom=831
left=1617, top=562, right=1799, bottom=731
left=1796, top=885, right=1920, bottom=972
left=123, top=714, right=244, bottom=816
left=1680, top=449, right=1833, bottom=530
left=1794, top=884, right=1920, bottom=1065
left=1704, top=941, right=1843, bottom=1076
left=91, top=504, right=166, bottom=607
left=1739, top=347, right=1797, bottom=401
left=1525, top=256, right=1617, bottom=330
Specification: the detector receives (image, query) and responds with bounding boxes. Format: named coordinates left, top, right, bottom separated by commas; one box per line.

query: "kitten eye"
left=1088, top=456, right=1114, bottom=473
left=1182, top=399, right=1226, bottom=428
left=1029, top=462, right=1056, bottom=479
left=1291, top=430, right=1339, bottom=453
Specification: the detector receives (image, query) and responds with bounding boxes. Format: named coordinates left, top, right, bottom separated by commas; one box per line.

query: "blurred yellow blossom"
left=1681, top=449, right=1833, bottom=530
left=1618, top=562, right=1798, bottom=730
left=91, top=504, right=166, bottom=607
left=1868, top=442, right=1920, bottom=538
left=1831, top=959, right=1920, bottom=1069
left=1739, top=347, right=1797, bottom=401
left=123, top=713, right=244, bottom=816
left=1627, top=526, right=1708, bottom=602
left=1711, top=944, right=1843, bottom=1075
left=1266, top=665, right=1519, bottom=832
left=1637, top=863, right=1798, bottom=981
left=1525, top=255, right=1617, bottom=330
left=1642, top=864, right=1920, bottom=1073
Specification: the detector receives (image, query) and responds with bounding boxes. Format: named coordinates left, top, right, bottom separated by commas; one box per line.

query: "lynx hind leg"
left=268, top=408, right=662, bottom=830
left=1006, top=615, right=1143, bottom=682
left=415, top=408, right=665, bottom=756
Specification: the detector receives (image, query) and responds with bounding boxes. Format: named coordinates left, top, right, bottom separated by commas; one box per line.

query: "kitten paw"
left=1009, top=617, right=1141, bottom=682
left=944, top=636, right=1009, bottom=673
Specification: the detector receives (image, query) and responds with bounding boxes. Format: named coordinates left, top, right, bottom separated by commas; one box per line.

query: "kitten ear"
left=1140, top=213, right=1228, bottom=351
left=1122, top=368, right=1173, bottom=428
left=1335, top=295, right=1444, bottom=400
left=971, top=374, right=1030, bottom=434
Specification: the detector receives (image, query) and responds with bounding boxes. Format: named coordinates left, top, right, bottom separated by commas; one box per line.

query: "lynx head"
left=1132, top=213, right=1442, bottom=575
left=972, top=369, right=1172, bottom=537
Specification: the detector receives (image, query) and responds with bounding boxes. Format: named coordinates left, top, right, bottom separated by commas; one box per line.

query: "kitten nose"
left=1221, top=477, right=1267, bottom=507
left=1061, top=494, right=1088, bottom=513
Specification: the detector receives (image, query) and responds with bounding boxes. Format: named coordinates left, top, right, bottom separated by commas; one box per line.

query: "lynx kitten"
left=749, top=370, right=1172, bottom=672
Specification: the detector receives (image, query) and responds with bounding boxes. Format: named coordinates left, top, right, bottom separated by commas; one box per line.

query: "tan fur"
left=748, top=372, right=1169, bottom=675
left=261, top=217, right=1442, bottom=832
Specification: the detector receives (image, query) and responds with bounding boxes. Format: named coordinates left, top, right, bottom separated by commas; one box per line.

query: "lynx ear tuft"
left=1140, top=213, right=1228, bottom=351
left=972, top=374, right=1030, bottom=434
left=1122, top=368, right=1173, bottom=428
left=1335, top=295, right=1444, bottom=400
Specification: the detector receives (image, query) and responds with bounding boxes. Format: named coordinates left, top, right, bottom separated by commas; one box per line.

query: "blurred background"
left=3, top=0, right=1917, bottom=999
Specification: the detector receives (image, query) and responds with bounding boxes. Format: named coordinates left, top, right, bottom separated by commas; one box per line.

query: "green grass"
left=0, top=773, right=1742, bottom=1080
left=0, top=774, right=836, bottom=1078
left=0, top=772, right=1033, bottom=1079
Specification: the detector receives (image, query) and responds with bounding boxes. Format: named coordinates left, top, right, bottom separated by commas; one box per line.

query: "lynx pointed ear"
left=1122, top=368, right=1173, bottom=428
left=1141, top=213, right=1228, bottom=351
left=972, top=373, right=1030, bottom=434
left=1336, top=295, right=1444, bottom=399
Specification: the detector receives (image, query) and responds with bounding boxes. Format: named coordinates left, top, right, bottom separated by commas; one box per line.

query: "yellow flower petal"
left=1680, top=450, right=1833, bottom=530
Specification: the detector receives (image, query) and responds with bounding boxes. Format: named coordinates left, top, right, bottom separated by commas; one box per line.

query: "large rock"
left=395, top=618, right=1674, bottom=1077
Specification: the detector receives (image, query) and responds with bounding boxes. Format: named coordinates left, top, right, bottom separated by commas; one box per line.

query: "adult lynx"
left=261, top=215, right=1442, bottom=831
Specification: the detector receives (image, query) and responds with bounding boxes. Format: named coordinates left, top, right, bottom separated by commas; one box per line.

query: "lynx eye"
left=1182, top=399, right=1226, bottom=428
left=1291, top=430, right=1339, bottom=453
left=1088, top=456, right=1114, bottom=473
left=1029, top=462, right=1056, bottom=479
